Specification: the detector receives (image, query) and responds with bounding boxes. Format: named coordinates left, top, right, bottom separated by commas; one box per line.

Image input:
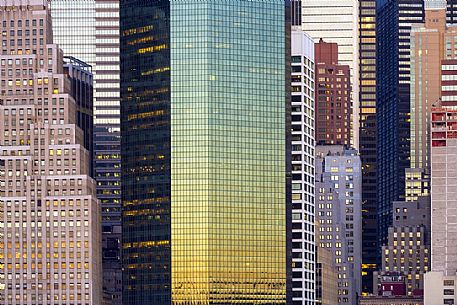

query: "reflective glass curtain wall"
left=171, top=2, right=287, bottom=303
left=121, top=0, right=288, bottom=304
left=51, top=0, right=96, bottom=66
left=120, top=0, right=171, bottom=304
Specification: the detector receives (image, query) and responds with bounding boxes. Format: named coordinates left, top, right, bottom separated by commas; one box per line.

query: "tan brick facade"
left=0, top=1, right=101, bottom=303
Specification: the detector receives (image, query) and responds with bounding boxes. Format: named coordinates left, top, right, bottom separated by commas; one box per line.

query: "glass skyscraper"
left=120, top=1, right=290, bottom=304
left=359, top=0, right=378, bottom=294
left=376, top=0, right=457, bottom=260
left=376, top=0, right=425, bottom=255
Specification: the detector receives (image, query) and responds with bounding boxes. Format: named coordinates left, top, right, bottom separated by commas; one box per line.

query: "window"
left=444, top=289, right=455, bottom=296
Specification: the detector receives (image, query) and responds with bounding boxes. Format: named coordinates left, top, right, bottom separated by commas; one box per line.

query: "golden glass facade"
left=121, top=1, right=288, bottom=304
left=170, top=1, right=287, bottom=304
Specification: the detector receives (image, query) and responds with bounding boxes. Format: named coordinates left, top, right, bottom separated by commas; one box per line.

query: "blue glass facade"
left=448, top=0, right=457, bottom=22
left=121, top=1, right=289, bottom=304
left=376, top=0, right=424, bottom=257
left=376, top=0, right=457, bottom=259
left=120, top=0, right=171, bottom=304
left=359, top=0, right=378, bottom=294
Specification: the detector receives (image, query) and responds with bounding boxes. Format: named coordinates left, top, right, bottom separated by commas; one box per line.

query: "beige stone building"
left=0, top=0, right=101, bottom=304
left=424, top=108, right=457, bottom=305
left=375, top=199, right=430, bottom=295
left=315, top=145, right=362, bottom=305
left=316, top=240, right=338, bottom=305
left=410, top=1, right=457, bottom=174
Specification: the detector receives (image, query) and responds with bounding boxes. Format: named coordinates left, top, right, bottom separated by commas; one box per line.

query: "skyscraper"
left=430, top=107, right=457, bottom=274
left=359, top=0, right=378, bottom=294
left=299, top=0, right=360, bottom=148
left=376, top=0, right=425, bottom=257
left=424, top=107, right=457, bottom=305
left=410, top=2, right=446, bottom=174
left=291, top=29, right=316, bottom=305
left=410, top=1, right=457, bottom=174
left=376, top=0, right=457, bottom=254
left=50, top=1, right=122, bottom=303
left=314, top=39, right=352, bottom=146
left=370, top=4, right=452, bottom=297
left=120, top=1, right=290, bottom=304
left=315, top=145, right=362, bottom=305
left=375, top=199, right=430, bottom=295
left=316, top=240, right=338, bottom=305
left=64, top=56, right=94, bottom=175
left=0, top=0, right=101, bottom=303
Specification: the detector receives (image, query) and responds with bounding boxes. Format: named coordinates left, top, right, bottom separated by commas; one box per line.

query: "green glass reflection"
left=170, top=1, right=287, bottom=304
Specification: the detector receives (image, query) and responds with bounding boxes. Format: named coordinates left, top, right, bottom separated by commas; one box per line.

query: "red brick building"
left=315, top=39, right=352, bottom=146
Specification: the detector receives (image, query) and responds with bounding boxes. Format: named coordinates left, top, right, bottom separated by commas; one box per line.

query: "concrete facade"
left=424, top=108, right=457, bottom=305
left=430, top=108, right=457, bottom=274
left=315, top=145, right=362, bottom=305
left=49, top=2, right=122, bottom=303
left=424, top=272, right=457, bottom=305
left=410, top=5, right=446, bottom=173
left=316, top=226, right=338, bottom=305
left=410, top=3, right=457, bottom=175
left=291, top=29, right=316, bottom=305
left=0, top=1, right=101, bottom=303
left=379, top=226, right=429, bottom=294
left=405, top=169, right=430, bottom=203
left=360, top=295, right=423, bottom=305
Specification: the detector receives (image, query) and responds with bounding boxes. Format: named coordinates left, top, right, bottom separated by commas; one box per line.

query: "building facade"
left=49, top=1, right=122, bottom=304
left=376, top=0, right=425, bottom=257
left=376, top=4, right=457, bottom=300
left=359, top=0, right=378, bottom=294
left=424, top=272, right=457, bottom=305
left=373, top=272, right=408, bottom=297
left=430, top=108, right=457, bottom=274
left=0, top=0, right=101, bottom=303
left=360, top=295, right=423, bottom=305
left=409, top=2, right=457, bottom=174
left=404, top=169, right=430, bottom=203
left=291, top=30, right=316, bottom=305
left=316, top=234, right=338, bottom=305
left=376, top=0, right=457, bottom=262
left=300, top=0, right=359, bottom=148
left=315, top=146, right=362, bottom=305
left=121, top=1, right=290, bottom=304
left=424, top=108, right=457, bottom=305
left=376, top=199, right=430, bottom=295
left=64, top=56, right=94, bottom=175
left=314, top=39, right=352, bottom=146
left=448, top=0, right=457, bottom=22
